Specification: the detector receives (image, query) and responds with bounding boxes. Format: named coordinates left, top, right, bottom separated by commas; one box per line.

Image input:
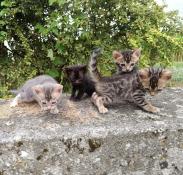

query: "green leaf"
left=47, top=49, right=54, bottom=61
left=56, top=41, right=65, bottom=53
left=0, top=31, right=7, bottom=41
left=49, top=0, right=57, bottom=5
left=35, top=24, right=48, bottom=35
left=58, top=0, right=66, bottom=6
left=46, top=69, right=59, bottom=78
left=52, top=57, right=64, bottom=65
left=1, top=0, right=14, bottom=7
left=0, top=9, right=11, bottom=16
left=0, top=20, right=6, bottom=26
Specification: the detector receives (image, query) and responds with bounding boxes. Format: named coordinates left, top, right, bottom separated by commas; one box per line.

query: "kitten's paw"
left=144, top=105, right=160, bottom=113
left=91, top=92, right=98, bottom=104
left=98, top=106, right=108, bottom=114
left=50, top=108, right=59, bottom=114
left=152, top=107, right=160, bottom=113
left=10, top=101, right=18, bottom=107
left=92, top=92, right=97, bottom=96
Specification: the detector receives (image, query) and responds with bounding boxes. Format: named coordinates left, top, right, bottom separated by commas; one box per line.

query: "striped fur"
left=139, top=67, right=172, bottom=96
left=89, top=49, right=171, bottom=114
left=113, top=48, right=141, bottom=74
left=88, top=48, right=102, bottom=82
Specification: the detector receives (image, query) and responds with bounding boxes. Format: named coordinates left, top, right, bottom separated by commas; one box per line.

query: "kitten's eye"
left=131, top=63, right=135, bottom=66
left=51, top=101, right=56, bottom=105
left=157, top=89, right=162, bottom=92
left=120, top=64, right=125, bottom=67
left=42, top=101, right=46, bottom=105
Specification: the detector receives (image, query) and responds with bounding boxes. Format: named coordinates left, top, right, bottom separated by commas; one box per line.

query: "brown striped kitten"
left=139, top=67, right=172, bottom=96
left=89, top=48, right=172, bottom=114
left=113, top=48, right=141, bottom=74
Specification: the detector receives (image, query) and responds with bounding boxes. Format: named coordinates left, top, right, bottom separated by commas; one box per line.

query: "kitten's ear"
left=132, top=48, right=141, bottom=62
left=160, top=69, right=172, bottom=80
left=139, top=68, right=149, bottom=80
left=54, top=84, right=63, bottom=94
left=32, top=85, right=43, bottom=95
left=112, top=51, right=123, bottom=61
left=63, top=67, right=71, bottom=74
left=52, top=84, right=63, bottom=98
left=81, top=65, right=87, bottom=73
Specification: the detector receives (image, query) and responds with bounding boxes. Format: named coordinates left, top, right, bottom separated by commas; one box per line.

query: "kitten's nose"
left=47, top=103, right=52, bottom=110
left=150, top=92, right=155, bottom=96
left=48, top=106, right=52, bottom=110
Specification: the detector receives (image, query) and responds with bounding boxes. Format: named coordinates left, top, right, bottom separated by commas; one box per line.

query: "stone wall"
left=0, top=88, right=183, bottom=175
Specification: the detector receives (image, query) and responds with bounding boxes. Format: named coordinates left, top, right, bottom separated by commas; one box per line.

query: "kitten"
left=89, top=48, right=171, bottom=114
left=64, top=65, right=95, bottom=101
left=10, top=75, right=63, bottom=114
left=113, top=48, right=141, bottom=74
left=139, top=67, right=172, bottom=96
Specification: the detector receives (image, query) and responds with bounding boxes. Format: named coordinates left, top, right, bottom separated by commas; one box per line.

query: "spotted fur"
left=89, top=48, right=171, bottom=114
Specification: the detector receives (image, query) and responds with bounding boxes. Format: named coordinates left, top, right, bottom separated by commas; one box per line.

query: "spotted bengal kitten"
left=89, top=48, right=172, bottom=114
left=113, top=48, right=141, bottom=74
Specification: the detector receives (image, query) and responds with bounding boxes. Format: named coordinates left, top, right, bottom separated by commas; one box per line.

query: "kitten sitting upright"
left=89, top=48, right=172, bottom=114
left=10, top=75, right=63, bottom=114
left=113, top=48, right=141, bottom=74
left=64, top=65, right=95, bottom=101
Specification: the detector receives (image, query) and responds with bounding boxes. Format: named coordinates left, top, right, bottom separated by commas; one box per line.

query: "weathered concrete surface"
left=0, top=88, right=183, bottom=175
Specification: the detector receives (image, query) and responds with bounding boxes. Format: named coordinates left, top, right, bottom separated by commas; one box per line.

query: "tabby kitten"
left=89, top=48, right=171, bottom=114
left=64, top=65, right=95, bottom=101
left=10, top=75, right=63, bottom=114
left=139, top=67, right=172, bottom=96
left=113, top=48, right=141, bottom=74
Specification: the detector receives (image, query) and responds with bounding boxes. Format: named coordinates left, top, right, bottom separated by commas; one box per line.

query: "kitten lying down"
left=89, top=48, right=172, bottom=114
left=10, top=75, right=63, bottom=114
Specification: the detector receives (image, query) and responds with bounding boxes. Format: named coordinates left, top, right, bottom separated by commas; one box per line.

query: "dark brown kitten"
left=64, top=65, right=95, bottom=101
left=113, top=48, right=141, bottom=74
left=89, top=48, right=171, bottom=114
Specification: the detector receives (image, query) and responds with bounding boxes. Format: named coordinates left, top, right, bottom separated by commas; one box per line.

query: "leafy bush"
left=0, top=0, right=183, bottom=97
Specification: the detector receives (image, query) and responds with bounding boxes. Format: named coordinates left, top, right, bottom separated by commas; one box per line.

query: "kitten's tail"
left=9, top=89, right=19, bottom=95
left=89, top=48, right=102, bottom=82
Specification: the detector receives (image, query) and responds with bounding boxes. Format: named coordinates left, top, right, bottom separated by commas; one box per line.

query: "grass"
left=169, top=62, right=183, bottom=87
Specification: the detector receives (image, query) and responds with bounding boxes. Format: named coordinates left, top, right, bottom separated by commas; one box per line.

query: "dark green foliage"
left=0, top=0, right=183, bottom=97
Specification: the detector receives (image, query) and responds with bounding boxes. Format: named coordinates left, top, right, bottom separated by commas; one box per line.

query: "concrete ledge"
left=0, top=88, right=183, bottom=175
